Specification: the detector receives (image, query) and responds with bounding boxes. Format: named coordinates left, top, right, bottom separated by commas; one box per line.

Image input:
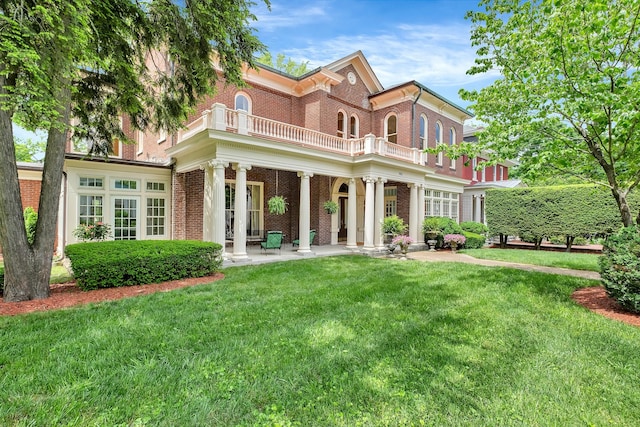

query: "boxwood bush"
left=599, top=227, right=640, bottom=314
left=462, top=231, right=485, bottom=249
left=461, top=221, right=488, bottom=235
left=65, top=240, right=223, bottom=291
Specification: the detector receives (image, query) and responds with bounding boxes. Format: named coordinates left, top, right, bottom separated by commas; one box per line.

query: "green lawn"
left=2, top=256, right=639, bottom=426
left=460, top=248, right=601, bottom=271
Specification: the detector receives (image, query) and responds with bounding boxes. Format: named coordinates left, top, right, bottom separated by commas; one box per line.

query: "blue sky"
left=250, top=0, right=498, bottom=110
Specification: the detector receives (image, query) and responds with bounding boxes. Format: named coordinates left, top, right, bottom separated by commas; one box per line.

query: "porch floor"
left=222, top=243, right=359, bottom=267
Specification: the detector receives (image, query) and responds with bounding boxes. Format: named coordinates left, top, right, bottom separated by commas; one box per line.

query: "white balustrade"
left=177, top=106, right=423, bottom=166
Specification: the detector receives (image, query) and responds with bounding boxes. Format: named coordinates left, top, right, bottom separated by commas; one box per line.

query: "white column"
left=346, top=178, right=358, bottom=250
left=363, top=177, right=376, bottom=250
left=232, top=163, right=251, bottom=260
left=408, top=183, right=418, bottom=243
left=211, top=160, right=228, bottom=256
left=374, top=178, right=386, bottom=249
left=297, top=171, right=314, bottom=254
left=417, top=185, right=425, bottom=244
left=201, top=163, right=213, bottom=242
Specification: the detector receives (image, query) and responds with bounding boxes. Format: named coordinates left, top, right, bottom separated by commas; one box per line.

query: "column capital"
left=362, top=176, right=376, bottom=184
left=297, top=171, right=314, bottom=179
left=377, top=177, right=387, bottom=184
left=208, top=160, right=229, bottom=170
left=233, top=163, right=252, bottom=172
left=407, top=183, right=416, bottom=189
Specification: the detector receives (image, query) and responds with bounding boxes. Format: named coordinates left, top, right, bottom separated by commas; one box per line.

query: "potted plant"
left=444, top=233, right=466, bottom=253
left=267, top=195, right=288, bottom=215
left=323, top=200, right=338, bottom=214
left=392, top=234, right=414, bottom=255
left=422, top=217, right=443, bottom=251
left=381, top=215, right=407, bottom=238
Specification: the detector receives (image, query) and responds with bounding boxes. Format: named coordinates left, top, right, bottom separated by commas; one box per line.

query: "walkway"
left=223, top=244, right=601, bottom=281
left=407, top=250, right=601, bottom=281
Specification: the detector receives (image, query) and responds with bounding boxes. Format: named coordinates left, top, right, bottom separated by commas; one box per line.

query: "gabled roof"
left=323, top=50, right=384, bottom=94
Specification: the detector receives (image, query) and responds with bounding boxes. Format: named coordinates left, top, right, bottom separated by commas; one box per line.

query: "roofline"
left=17, top=161, right=44, bottom=171
left=64, top=153, right=172, bottom=169
left=370, top=80, right=474, bottom=118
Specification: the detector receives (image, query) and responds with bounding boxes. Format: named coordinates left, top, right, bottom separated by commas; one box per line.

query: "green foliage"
left=72, top=222, right=112, bottom=242
left=381, top=215, right=407, bottom=236
left=65, top=240, right=222, bottom=291
left=256, top=52, right=311, bottom=77
left=14, top=137, right=45, bottom=162
left=23, top=207, right=37, bottom=245
left=600, top=227, right=640, bottom=314
left=486, top=185, right=630, bottom=247
left=323, top=200, right=338, bottom=214
left=267, top=196, right=288, bottom=215
left=461, top=221, right=488, bottom=235
left=462, top=0, right=640, bottom=226
left=463, top=231, right=485, bottom=249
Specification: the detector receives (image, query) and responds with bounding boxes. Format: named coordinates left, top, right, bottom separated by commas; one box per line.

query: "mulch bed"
left=0, top=273, right=223, bottom=316
left=571, top=286, right=640, bottom=327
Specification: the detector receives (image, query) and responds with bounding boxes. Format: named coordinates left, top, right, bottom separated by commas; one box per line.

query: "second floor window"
left=235, top=93, right=250, bottom=112
left=419, top=115, right=427, bottom=151
left=386, top=114, right=397, bottom=144
left=449, top=128, right=456, bottom=169
left=337, top=111, right=346, bottom=138
left=349, top=115, right=358, bottom=139
left=435, top=122, right=443, bottom=165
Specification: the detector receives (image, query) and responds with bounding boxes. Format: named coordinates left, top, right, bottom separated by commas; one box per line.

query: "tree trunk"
left=565, top=235, right=574, bottom=252
left=0, top=82, right=71, bottom=302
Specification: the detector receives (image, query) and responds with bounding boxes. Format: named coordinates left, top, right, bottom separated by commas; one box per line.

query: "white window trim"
left=449, top=128, right=456, bottom=170
left=337, top=109, right=347, bottom=139
left=385, top=113, right=398, bottom=144
left=235, top=92, right=252, bottom=113
left=419, top=114, right=428, bottom=152
left=435, top=121, right=443, bottom=166
left=349, top=114, right=359, bottom=139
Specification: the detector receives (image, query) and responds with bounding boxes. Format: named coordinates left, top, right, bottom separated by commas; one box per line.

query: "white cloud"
left=253, top=2, right=329, bottom=32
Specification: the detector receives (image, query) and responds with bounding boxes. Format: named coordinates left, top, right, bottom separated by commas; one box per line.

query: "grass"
left=460, top=248, right=601, bottom=271
left=1, top=256, right=639, bottom=426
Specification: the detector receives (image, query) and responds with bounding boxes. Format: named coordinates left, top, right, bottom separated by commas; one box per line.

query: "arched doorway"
left=330, top=178, right=365, bottom=245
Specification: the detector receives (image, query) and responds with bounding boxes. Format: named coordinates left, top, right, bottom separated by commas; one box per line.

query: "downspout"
left=411, top=84, right=423, bottom=149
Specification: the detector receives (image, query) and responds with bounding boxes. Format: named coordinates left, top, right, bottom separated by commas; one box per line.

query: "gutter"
left=410, top=85, right=423, bottom=149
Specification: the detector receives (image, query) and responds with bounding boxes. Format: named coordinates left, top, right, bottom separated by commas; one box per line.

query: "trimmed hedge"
left=461, top=221, right=488, bottom=235
left=599, top=227, right=640, bottom=314
left=65, top=240, right=223, bottom=291
left=462, top=231, right=485, bottom=249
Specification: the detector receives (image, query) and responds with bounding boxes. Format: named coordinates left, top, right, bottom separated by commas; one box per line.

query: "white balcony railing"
left=177, top=103, right=426, bottom=166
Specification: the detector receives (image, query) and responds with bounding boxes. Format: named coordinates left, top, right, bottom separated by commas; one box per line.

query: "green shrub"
left=462, top=231, right=485, bottom=249
left=422, top=217, right=463, bottom=248
left=23, top=207, right=37, bottom=245
left=460, top=221, right=488, bottom=235
left=381, top=215, right=407, bottom=236
left=599, top=227, right=640, bottom=314
left=65, top=240, right=223, bottom=291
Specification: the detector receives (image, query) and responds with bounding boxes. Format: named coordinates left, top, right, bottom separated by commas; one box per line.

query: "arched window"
left=385, top=113, right=398, bottom=144
left=419, top=114, right=427, bottom=152
left=349, top=114, right=359, bottom=139
left=337, top=111, right=346, bottom=138
left=235, top=93, right=251, bottom=112
left=449, top=127, right=456, bottom=169
left=435, top=121, right=443, bottom=165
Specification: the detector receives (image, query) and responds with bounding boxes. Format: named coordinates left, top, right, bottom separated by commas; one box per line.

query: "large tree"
left=460, top=0, right=640, bottom=227
left=0, top=0, right=268, bottom=302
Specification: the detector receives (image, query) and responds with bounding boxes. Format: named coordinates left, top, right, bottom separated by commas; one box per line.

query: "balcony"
left=178, top=103, right=427, bottom=166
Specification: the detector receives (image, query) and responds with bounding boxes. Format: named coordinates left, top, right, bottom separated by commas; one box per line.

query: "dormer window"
left=385, top=114, right=398, bottom=144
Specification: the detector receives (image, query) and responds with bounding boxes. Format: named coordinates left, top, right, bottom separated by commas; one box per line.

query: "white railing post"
left=237, top=110, right=248, bottom=135
left=212, top=103, right=227, bottom=130
left=364, top=134, right=376, bottom=154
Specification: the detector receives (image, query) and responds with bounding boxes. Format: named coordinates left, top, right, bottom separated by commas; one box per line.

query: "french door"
left=113, top=197, right=139, bottom=240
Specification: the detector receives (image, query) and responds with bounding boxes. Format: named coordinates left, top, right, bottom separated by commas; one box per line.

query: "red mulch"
left=572, top=286, right=640, bottom=327
left=2, top=277, right=639, bottom=328
left=0, top=273, right=224, bottom=316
